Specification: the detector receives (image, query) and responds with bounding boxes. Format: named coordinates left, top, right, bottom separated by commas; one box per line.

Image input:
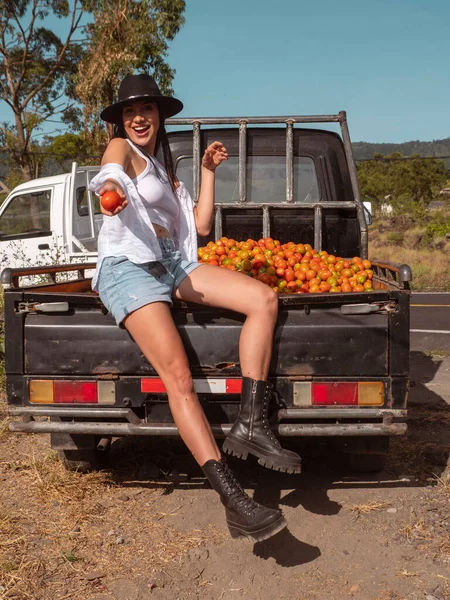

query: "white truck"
left=0, top=163, right=101, bottom=271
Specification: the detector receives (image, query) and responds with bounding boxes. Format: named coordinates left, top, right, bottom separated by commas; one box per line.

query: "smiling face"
left=122, top=99, right=160, bottom=154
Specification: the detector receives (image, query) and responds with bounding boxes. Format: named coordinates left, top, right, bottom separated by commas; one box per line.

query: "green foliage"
left=76, top=0, right=185, bottom=153
left=43, top=132, right=99, bottom=167
left=357, top=153, right=449, bottom=209
left=423, top=212, right=450, bottom=242
left=386, top=232, right=404, bottom=245
left=0, top=0, right=186, bottom=181
left=0, top=0, right=86, bottom=181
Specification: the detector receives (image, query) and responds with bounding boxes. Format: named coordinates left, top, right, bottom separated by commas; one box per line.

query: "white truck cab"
left=0, top=163, right=101, bottom=270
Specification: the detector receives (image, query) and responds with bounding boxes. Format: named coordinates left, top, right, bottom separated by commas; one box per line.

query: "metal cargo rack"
left=167, top=110, right=368, bottom=258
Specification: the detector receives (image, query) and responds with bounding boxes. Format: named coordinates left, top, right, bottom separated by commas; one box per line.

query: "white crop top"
left=90, top=142, right=198, bottom=291
left=127, top=139, right=179, bottom=232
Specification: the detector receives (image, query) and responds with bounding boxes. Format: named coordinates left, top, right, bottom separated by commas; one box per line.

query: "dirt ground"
left=1, top=351, right=449, bottom=600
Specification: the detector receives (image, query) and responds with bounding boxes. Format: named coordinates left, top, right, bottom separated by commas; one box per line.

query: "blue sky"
left=169, top=0, right=450, bottom=143
left=2, top=0, right=450, bottom=143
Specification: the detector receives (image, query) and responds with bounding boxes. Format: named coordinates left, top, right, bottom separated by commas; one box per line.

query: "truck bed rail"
left=1, top=260, right=411, bottom=293
left=167, top=111, right=367, bottom=256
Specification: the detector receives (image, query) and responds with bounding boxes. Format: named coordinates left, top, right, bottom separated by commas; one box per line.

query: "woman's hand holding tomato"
left=202, top=141, right=228, bottom=172
left=99, top=180, right=128, bottom=216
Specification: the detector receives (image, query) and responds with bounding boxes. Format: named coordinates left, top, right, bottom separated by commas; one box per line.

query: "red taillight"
left=293, top=381, right=384, bottom=407
left=30, top=380, right=115, bottom=405
left=312, top=382, right=358, bottom=405
left=53, top=381, right=98, bottom=404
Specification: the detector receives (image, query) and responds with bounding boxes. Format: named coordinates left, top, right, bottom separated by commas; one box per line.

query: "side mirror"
left=363, top=201, right=373, bottom=225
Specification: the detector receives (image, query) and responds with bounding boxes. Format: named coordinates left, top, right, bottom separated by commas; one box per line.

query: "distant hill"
left=352, top=138, right=450, bottom=169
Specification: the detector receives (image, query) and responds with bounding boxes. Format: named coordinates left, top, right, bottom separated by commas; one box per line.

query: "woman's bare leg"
left=176, top=265, right=279, bottom=380
left=176, top=265, right=302, bottom=474
left=123, top=302, right=221, bottom=465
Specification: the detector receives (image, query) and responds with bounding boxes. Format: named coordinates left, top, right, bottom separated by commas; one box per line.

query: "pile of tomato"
left=198, top=237, right=375, bottom=293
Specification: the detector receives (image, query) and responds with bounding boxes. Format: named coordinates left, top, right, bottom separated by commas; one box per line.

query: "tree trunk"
left=14, top=112, right=42, bottom=228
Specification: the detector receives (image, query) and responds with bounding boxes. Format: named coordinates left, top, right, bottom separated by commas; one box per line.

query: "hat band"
left=120, top=94, right=160, bottom=102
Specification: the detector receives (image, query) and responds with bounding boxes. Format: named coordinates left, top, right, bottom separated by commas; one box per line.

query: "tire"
left=342, top=436, right=390, bottom=473
left=348, top=452, right=387, bottom=473
left=58, top=447, right=109, bottom=473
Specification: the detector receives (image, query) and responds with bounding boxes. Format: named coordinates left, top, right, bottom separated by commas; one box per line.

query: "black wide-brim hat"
left=100, top=74, right=183, bottom=123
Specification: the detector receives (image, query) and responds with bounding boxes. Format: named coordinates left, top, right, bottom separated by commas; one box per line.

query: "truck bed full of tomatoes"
left=198, top=238, right=375, bottom=294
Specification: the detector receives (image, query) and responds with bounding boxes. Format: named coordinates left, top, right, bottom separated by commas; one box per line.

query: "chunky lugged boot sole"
left=227, top=514, right=287, bottom=542
left=222, top=436, right=302, bottom=475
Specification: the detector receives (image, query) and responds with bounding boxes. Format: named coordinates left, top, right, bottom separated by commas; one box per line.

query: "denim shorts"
left=97, top=238, right=203, bottom=326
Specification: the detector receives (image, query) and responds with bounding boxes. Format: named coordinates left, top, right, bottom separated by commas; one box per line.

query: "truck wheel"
left=58, top=448, right=109, bottom=473
left=349, top=452, right=387, bottom=473
left=343, top=436, right=390, bottom=473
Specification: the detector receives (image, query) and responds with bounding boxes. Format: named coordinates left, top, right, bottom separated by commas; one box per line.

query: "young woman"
left=89, top=74, right=301, bottom=542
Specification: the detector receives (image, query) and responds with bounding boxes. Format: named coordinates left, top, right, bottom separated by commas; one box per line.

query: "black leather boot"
left=202, top=457, right=286, bottom=541
left=223, top=377, right=302, bottom=474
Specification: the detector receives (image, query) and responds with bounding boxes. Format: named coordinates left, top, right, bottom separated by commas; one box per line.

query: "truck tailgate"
left=20, top=290, right=399, bottom=378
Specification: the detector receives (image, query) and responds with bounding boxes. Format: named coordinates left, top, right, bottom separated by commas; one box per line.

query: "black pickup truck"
left=3, top=112, right=411, bottom=472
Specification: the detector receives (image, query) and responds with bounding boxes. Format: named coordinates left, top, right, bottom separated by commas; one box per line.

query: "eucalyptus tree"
left=0, top=0, right=185, bottom=188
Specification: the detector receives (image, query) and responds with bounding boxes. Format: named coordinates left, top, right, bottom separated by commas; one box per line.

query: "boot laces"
left=219, top=461, right=261, bottom=515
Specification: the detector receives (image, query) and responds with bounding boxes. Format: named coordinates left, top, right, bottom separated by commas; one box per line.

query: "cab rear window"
left=176, top=155, right=319, bottom=204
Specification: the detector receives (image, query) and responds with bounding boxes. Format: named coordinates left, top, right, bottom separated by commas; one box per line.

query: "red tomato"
left=101, top=190, right=122, bottom=211
left=284, top=268, right=295, bottom=282
left=253, top=254, right=267, bottom=269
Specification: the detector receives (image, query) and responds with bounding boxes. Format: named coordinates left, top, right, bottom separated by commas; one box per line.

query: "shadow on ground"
left=98, top=352, right=450, bottom=566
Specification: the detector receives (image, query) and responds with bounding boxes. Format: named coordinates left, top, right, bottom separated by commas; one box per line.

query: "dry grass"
left=424, top=349, right=450, bottom=358
left=1, top=450, right=116, bottom=503
left=408, top=406, right=450, bottom=424
left=399, top=516, right=430, bottom=543
left=0, top=447, right=225, bottom=599
left=0, top=511, right=48, bottom=599
left=0, top=415, right=9, bottom=440
left=348, top=500, right=391, bottom=517
left=387, top=438, right=435, bottom=472
left=435, top=473, right=450, bottom=496
left=0, top=398, right=9, bottom=440
left=369, top=224, right=450, bottom=291
left=395, top=569, right=421, bottom=579
left=399, top=513, right=450, bottom=562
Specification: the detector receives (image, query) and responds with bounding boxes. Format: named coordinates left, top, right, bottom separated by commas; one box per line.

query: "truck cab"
left=0, top=165, right=100, bottom=271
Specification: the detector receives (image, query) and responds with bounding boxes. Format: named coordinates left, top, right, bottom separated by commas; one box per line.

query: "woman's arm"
left=194, top=141, right=228, bottom=236
left=98, top=138, right=133, bottom=216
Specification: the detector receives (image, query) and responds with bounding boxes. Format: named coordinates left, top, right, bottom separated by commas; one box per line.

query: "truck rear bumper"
left=8, top=407, right=407, bottom=437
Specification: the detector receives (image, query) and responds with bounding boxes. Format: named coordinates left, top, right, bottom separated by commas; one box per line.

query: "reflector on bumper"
left=29, top=380, right=115, bottom=405
left=141, top=378, right=243, bottom=394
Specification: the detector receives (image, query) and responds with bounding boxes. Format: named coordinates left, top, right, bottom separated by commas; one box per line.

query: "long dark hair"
left=113, top=105, right=178, bottom=193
